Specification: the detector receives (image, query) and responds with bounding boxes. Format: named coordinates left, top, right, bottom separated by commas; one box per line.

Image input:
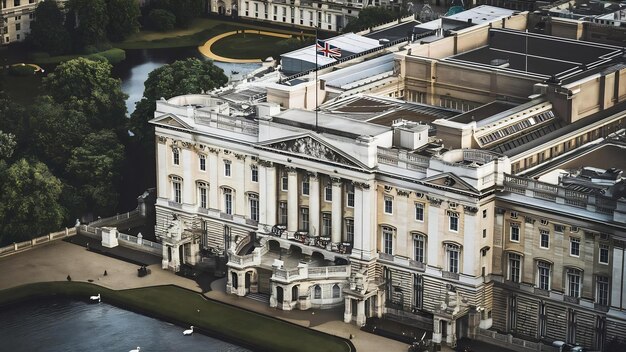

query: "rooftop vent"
left=490, top=58, right=509, bottom=68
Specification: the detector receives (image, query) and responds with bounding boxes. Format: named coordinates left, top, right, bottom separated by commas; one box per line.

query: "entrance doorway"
left=277, top=286, right=284, bottom=303
left=456, top=314, right=469, bottom=340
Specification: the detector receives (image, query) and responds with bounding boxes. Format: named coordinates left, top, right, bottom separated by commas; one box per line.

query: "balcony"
left=264, top=226, right=353, bottom=255
left=442, top=271, right=460, bottom=280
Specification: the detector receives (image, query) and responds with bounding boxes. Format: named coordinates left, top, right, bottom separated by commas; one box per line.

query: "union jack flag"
left=316, top=39, right=341, bottom=58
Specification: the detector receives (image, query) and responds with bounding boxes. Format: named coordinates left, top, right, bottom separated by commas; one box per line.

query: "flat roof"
left=281, top=33, right=381, bottom=65
left=535, top=142, right=626, bottom=178
left=320, top=54, right=394, bottom=89
left=366, top=20, right=420, bottom=41
left=445, top=5, right=517, bottom=24
left=450, top=101, right=518, bottom=124
left=274, top=108, right=390, bottom=138
left=448, top=29, right=623, bottom=78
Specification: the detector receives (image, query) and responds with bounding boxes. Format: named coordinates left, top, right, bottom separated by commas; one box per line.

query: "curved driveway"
left=198, top=29, right=292, bottom=63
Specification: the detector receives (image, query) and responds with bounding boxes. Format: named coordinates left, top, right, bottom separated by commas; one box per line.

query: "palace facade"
left=150, top=8, right=626, bottom=350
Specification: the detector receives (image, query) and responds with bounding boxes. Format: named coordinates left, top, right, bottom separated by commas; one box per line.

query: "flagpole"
left=315, top=26, right=318, bottom=132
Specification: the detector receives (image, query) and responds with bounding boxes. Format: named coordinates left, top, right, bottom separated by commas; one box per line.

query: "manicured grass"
left=30, top=48, right=127, bottom=65
left=210, top=34, right=289, bottom=59
left=0, top=282, right=353, bottom=352
left=117, top=18, right=310, bottom=50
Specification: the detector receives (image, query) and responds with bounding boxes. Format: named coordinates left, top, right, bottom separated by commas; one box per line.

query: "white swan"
left=129, top=347, right=140, bottom=352
left=183, top=325, right=194, bottom=335
left=90, top=294, right=101, bottom=302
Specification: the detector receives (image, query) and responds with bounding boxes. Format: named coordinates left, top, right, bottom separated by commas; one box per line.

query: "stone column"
left=161, top=245, right=169, bottom=269
left=427, top=196, right=443, bottom=268
left=433, top=318, right=442, bottom=343
left=156, top=137, right=168, bottom=199
left=208, top=150, right=219, bottom=209
left=462, top=206, right=478, bottom=276
left=611, top=245, right=624, bottom=310
left=237, top=272, right=246, bottom=296
left=182, top=146, right=193, bottom=205
left=287, top=167, right=299, bottom=233
left=309, top=172, right=320, bottom=236
left=344, top=297, right=352, bottom=323
left=352, top=182, right=373, bottom=260
left=259, top=161, right=277, bottom=228
left=356, top=300, right=366, bottom=326
left=331, top=177, right=342, bottom=244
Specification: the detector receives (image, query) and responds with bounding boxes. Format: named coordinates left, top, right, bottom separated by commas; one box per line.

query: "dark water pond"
left=0, top=297, right=250, bottom=352
left=111, top=47, right=261, bottom=114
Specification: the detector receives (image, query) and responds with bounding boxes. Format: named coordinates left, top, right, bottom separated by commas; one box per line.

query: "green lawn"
left=0, top=282, right=353, bottom=352
left=210, top=34, right=291, bottom=60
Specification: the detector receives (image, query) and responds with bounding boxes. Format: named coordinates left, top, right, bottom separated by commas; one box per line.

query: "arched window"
left=332, top=284, right=340, bottom=298
left=314, top=285, right=322, bottom=299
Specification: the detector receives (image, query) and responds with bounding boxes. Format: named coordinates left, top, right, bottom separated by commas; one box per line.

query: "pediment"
left=259, top=134, right=366, bottom=169
left=150, top=113, right=194, bottom=130
left=424, top=173, right=477, bottom=192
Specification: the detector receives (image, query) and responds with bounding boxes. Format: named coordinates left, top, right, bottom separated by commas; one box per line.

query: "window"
left=281, top=172, right=288, bottom=191
left=324, top=183, right=332, bottom=202
left=251, top=165, right=258, bottom=182
left=413, top=234, right=425, bottom=263
left=382, top=226, right=393, bottom=255
left=596, top=276, right=609, bottom=306
left=300, top=208, right=309, bottom=232
left=510, top=211, right=518, bottom=219
left=345, top=219, right=354, bottom=242
left=413, top=274, right=423, bottom=309
left=537, top=261, right=551, bottom=290
left=224, top=160, right=231, bottom=177
left=567, top=268, right=581, bottom=298
left=198, top=182, right=208, bottom=209
left=508, top=296, right=517, bottom=332
left=483, top=209, right=487, bottom=218
left=223, top=188, right=233, bottom=215
left=279, top=202, right=287, bottom=225
left=15, top=22, right=20, bottom=31
left=540, top=229, right=550, bottom=249
left=314, top=285, right=322, bottom=299
left=322, top=213, right=331, bottom=236
left=570, top=237, right=580, bottom=257
left=199, top=154, right=206, bottom=171
left=346, top=184, right=354, bottom=207
left=172, top=148, right=180, bottom=165
left=415, top=203, right=424, bottom=222
left=14, top=0, right=19, bottom=6
left=508, top=253, right=521, bottom=283
left=172, top=176, right=182, bottom=203
left=249, top=194, right=259, bottom=222
left=332, top=284, right=340, bottom=298
left=599, top=244, right=609, bottom=264
left=445, top=243, right=460, bottom=273
left=538, top=302, right=547, bottom=337
left=483, top=229, right=487, bottom=238
left=302, top=176, right=309, bottom=195
left=384, top=196, right=393, bottom=214
left=510, top=224, right=520, bottom=242
left=448, top=212, right=459, bottom=232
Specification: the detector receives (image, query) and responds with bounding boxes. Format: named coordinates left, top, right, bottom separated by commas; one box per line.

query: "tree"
left=28, top=96, right=90, bottom=171
left=0, top=131, right=16, bottom=160
left=42, top=58, right=127, bottom=133
left=68, top=0, right=109, bottom=47
left=0, top=92, right=28, bottom=157
left=66, top=130, right=125, bottom=216
left=343, top=7, right=401, bottom=33
left=0, top=158, right=64, bottom=246
left=148, top=0, right=203, bottom=28
left=147, top=8, right=176, bottom=32
left=27, top=1, right=71, bottom=55
left=129, top=58, right=227, bottom=141
left=106, top=0, right=141, bottom=41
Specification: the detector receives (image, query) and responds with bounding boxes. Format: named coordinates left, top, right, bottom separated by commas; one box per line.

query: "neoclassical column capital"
left=352, top=181, right=370, bottom=190
left=207, top=146, right=220, bottom=155
left=307, top=171, right=318, bottom=180
left=463, top=205, right=478, bottom=215
left=396, top=189, right=411, bottom=197
left=331, top=177, right=342, bottom=185
left=258, top=159, right=273, bottom=168
left=285, top=166, right=298, bottom=174
left=157, top=136, right=168, bottom=144
left=180, top=141, right=194, bottom=149
left=234, top=153, right=247, bottom=161
left=427, top=196, right=443, bottom=207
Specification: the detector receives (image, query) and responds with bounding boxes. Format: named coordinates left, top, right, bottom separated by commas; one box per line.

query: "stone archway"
left=217, top=0, right=226, bottom=15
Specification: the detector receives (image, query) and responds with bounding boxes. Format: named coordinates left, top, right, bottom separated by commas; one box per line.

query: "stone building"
left=150, top=8, right=626, bottom=350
